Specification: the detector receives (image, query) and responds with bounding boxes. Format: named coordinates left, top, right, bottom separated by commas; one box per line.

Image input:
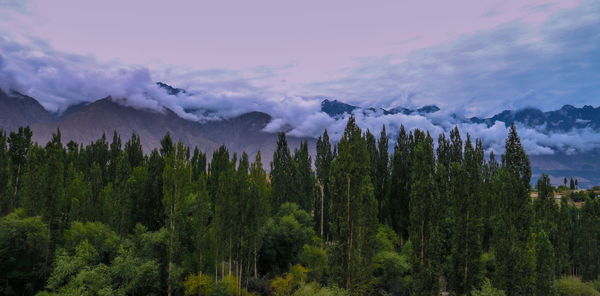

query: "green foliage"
left=0, top=209, right=49, bottom=295
left=0, top=124, right=597, bottom=296
left=470, top=278, right=506, bottom=296
left=553, top=277, right=600, bottom=296
left=260, top=203, right=317, bottom=275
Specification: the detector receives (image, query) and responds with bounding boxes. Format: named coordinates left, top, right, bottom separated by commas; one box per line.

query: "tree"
left=315, top=129, right=333, bottom=240
left=124, top=132, right=144, bottom=168
left=163, top=141, right=192, bottom=296
left=190, top=147, right=206, bottom=182
left=534, top=231, right=555, bottom=296
left=248, top=151, right=271, bottom=278
left=388, top=125, right=412, bottom=243
left=328, top=117, right=378, bottom=293
left=0, top=129, right=9, bottom=215
left=494, top=125, right=535, bottom=295
left=0, top=210, right=49, bottom=295
left=408, top=130, right=444, bottom=295
left=7, top=126, right=33, bottom=211
left=293, top=141, right=316, bottom=212
left=450, top=136, right=484, bottom=294
left=271, top=133, right=295, bottom=209
left=259, top=203, right=316, bottom=276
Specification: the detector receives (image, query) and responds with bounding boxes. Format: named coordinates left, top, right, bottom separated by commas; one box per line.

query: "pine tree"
left=329, top=117, right=378, bottom=294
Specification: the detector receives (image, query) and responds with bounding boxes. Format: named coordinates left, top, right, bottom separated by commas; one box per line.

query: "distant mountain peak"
left=156, top=82, right=187, bottom=95
left=320, top=98, right=440, bottom=118
left=470, top=104, right=600, bottom=132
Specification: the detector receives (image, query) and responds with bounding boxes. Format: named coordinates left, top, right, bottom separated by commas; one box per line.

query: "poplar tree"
left=315, top=130, right=333, bottom=239
left=190, top=147, right=206, bottom=182
left=450, top=136, right=484, bottom=294
left=7, top=126, right=33, bottom=210
left=0, top=130, right=9, bottom=214
left=494, top=124, right=535, bottom=295
left=409, top=130, right=443, bottom=295
left=329, top=117, right=378, bottom=294
left=124, top=132, right=144, bottom=168
left=388, top=125, right=412, bottom=242
left=293, top=141, right=315, bottom=212
left=375, top=126, right=389, bottom=223
left=270, top=132, right=294, bottom=209
left=163, top=141, right=192, bottom=296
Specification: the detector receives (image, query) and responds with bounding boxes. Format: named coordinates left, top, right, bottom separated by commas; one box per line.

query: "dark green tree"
left=328, top=117, right=378, bottom=294
left=315, top=129, right=333, bottom=240
left=271, top=132, right=295, bottom=209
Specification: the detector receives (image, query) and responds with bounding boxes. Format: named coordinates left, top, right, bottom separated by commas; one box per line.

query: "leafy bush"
left=553, top=277, right=600, bottom=296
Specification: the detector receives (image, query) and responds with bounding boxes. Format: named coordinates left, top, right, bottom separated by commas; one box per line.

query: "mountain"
left=0, top=91, right=310, bottom=165
left=320, top=99, right=440, bottom=118
left=1, top=90, right=600, bottom=185
left=471, top=105, right=600, bottom=132
left=0, top=89, right=54, bottom=132
left=201, top=111, right=314, bottom=163
left=30, top=97, right=219, bottom=153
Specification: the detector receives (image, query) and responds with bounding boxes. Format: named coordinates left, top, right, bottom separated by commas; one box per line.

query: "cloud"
left=0, top=1, right=599, bottom=158
left=306, top=0, right=600, bottom=117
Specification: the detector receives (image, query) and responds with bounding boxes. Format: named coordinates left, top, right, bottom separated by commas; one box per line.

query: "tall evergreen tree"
left=124, top=132, right=144, bottom=168
left=375, top=126, right=389, bottom=224
left=270, top=132, right=295, bottom=209
left=0, top=129, right=9, bottom=214
left=409, top=130, right=444, bottom=295
left=7, top=126, right=33, bottom=210
left=190, top=147, right=206, bottom=182
left=494, top=124, right=535, bottom=295
left=388, top=125, right=412, bottom=242
left=450, top=136, right=484, bottom=294
left=329, top=117, right=378, bottom=294
left=315, top=129, right=333, bottom=239
left=293, top=141, right=315, bottom=212
left=162, top=141, right=192, bottom=296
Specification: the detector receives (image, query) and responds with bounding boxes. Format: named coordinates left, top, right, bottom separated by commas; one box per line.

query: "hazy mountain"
left=320, top=98, right=440, bottom=118
left=0, top=90, right=310, bottom=164
left=471, top=105, right=600, bottom=132
left=1, top=90, right=599, bottom=185
left=30, top=97, right=219, bottom=153
left=0, top=89, right=54, bottom=132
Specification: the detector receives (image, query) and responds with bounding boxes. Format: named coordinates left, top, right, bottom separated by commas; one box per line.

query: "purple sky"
left=2, top=0, right=582, bottom=88
left=1, top=0, right=600, bottom=155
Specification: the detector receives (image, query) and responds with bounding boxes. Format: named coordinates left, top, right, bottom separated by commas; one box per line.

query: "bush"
left=471, top=278, right=506, bottom=296
left=553, top=276, right=600, bottom=296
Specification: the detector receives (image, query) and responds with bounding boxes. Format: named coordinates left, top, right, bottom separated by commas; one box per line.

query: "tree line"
left=1, top=117, right=599, bottom=296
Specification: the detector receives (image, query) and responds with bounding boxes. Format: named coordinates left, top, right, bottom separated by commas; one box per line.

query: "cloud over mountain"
left=1, top=1, right=600, bottom=158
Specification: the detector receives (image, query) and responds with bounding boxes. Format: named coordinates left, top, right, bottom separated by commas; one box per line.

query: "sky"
left=1, top=0, right=600, bottom=154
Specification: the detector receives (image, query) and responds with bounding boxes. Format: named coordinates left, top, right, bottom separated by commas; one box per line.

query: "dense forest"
left=1, top=117, right=600, bottom=296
